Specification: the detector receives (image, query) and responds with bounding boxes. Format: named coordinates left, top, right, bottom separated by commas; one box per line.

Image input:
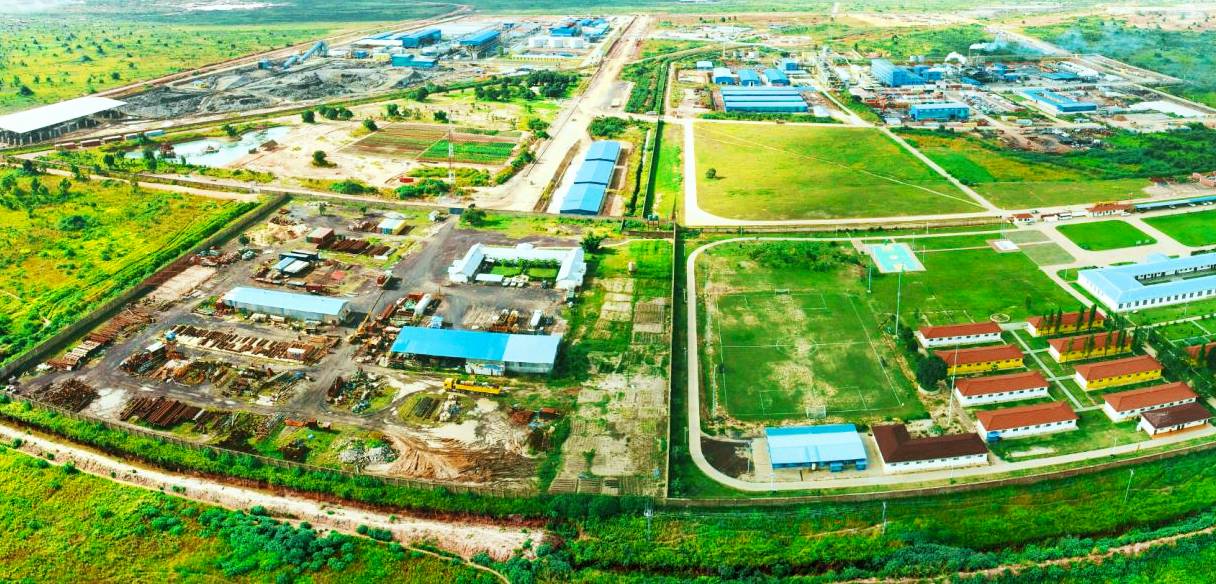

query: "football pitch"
left=708, top=289, right=915, bottom=421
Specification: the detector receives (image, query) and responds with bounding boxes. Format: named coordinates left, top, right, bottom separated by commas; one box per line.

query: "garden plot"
left=348, top=123, right=519, bottom=165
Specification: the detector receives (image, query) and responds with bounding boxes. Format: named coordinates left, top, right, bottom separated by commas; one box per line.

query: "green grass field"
left=1144, top=209, right=1216, bottom=247
left=694, top=123, right=979, bottom=220
left=1057, top=220, right=1157, bottom=251
left=701, top=241, right=925, bottom=423
left=420, top=139, right=516, bottom=164
left=0, top=172, right=251, bottom=365
left=649, top=122, right=683, bottom=220
left=0, top=446, right=489, bottom=582
left=867, top=243, right=1079, bottom=325
left=901, top=132, right=1149, bottom=208
left=0, top=20, right=343, bottom=113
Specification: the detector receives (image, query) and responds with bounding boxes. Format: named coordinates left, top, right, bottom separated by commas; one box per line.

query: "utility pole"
left=1123, top=468, right=1135, bottom=505
left=894, top=269, right=903, bottom=338
left=881, top=501, right=888, bottom=534
left=446, top=116, right=455, bottom=186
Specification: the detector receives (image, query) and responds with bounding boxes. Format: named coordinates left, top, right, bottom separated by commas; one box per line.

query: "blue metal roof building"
left=573, top=159, right=616, bottom=185
left=909, top=102, right=970, bottom=121
left=397, top=28, right=441, bottom=48
left=763, top=68, right=789, bottom=86
left=766, top=424, right=868, bottom=471
left=711, top=67, right=736, bottom=85
left=1133, top=195, right=1216, bottom=212
left=696, top=60, right=714, bottom=71
left=222, top=287, right=351, bottom=323
left=871, top=58, right=925, bottom=87
left=1021, top=88, right=1096, bottom=113
left=1079, top=254, right=1216, bottom=312
left=738, top=69, right=761, bottom=86
left=390, top=327, right=562, bottom=374
left=584, top=140, right=622, bottom=163
left=461, top=29, right=500, bottom=46
left=560, top=183, right=607, bottom=215
left=720, top=86, right=807, bottom=112
left=779, top=57, right=798, bottom=72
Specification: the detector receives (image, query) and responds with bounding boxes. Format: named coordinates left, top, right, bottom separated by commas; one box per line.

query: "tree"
left=385, top=103, right=400, bottom=118
left=461, top=205, right=487, bottom=226
left=581, top=233, right=605, bottom=253
left=705, top=167, right=717, bottom=180
left=413, top=86, right=430, bottom=101
left=102, top=153, right=116, bottom=168
left=1207, top=345, right=1216, bottom=372
left=433, top=110, right=448, bottom=123
left=311, top=150, right=329, bottom=167
left=222, top=123, right=238, bottom=138
left=301, top=110, right=316, bottom=124
left=588, top=116, right=629, bottom=138
left=362, top=118, right=378, bottom=132
left=916, top=356, right=948, bottom=390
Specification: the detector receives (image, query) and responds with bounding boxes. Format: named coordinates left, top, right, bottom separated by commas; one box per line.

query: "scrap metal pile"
left=171, top=325, right=337, bottom=363
left=46, top=308, right=153, bottom=371
left=120, top=396, right=203, bottom=428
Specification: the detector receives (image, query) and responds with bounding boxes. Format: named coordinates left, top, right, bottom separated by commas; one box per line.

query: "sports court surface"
left=867, top=242, right=926, bottom=273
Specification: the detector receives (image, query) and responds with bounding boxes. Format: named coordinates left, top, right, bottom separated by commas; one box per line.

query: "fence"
left=684, top=216, right=1004, bottom=235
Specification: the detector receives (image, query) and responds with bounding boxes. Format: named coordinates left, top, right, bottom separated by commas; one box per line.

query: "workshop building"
left=221, top=287, right=351, bottom=324
left=765, top=424, right=868, bottom=471
left=390, top=327, right=562, bottom=375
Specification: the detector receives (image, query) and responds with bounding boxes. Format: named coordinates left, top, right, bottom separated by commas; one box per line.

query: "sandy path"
left=0, top=421, right=540, bottom=565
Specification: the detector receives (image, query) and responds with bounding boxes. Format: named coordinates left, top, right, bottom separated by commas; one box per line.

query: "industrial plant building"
left=1078, top=254, right=1216, bottom=313
left=398, top=28, right=442, bottom=48
left=559, top=140, right=621, bottom=215
left=873, top=424, right=988, bottom=473
left=909, top=102, right=971, bottom=122
left=389, top=327, right=561, bottom=375
left=460, top=29, right=501, bottom=58
left=870, top=59, right=925, bottom=87
left=738, top=69, right=761, bottom=87
left=1021, top=88, right=1097, bottom=114
left=711, top=67, right=737, bottom=85
left=221, top=287, right=352, bottom=324
left=762, top=68, right=789, bottom=86
left=0, top=96, right=126, bottom=146
left=765, top=425, right=868, bottom=472
left=719, top=87, right=808, bottom=113
left=448, top=242, right=587, bottom=290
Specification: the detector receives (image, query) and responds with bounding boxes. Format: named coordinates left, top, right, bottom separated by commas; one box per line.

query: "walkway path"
left=0, top=421, right=537, bottom=564
left=684, top=235, right=1216, bottom=492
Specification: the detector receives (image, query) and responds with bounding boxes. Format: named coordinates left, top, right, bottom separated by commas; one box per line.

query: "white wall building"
left=1101, top=382, right=1198, bottom=422
left=976, top=402, right=1079, bottom=440
left=448, top=242, right=586, bottom=290
left=915, top=322, right=1003, bottom=349
left=1138, top=403, right=1210, bottom=437
left=1079, top=254, right=1216, bottom=313
left=873, top=424, right=988, bottom=473
left=953, top=371, right=1050, bottom=407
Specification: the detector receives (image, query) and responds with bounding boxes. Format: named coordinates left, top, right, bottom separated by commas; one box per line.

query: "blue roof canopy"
left=389, top=327, right=561, bottom=366
left=585, top=140, right=621, bottom=163
left=222, top=287, right=348, bottom=316
left=766, top=424, right=867, bottom=466
left=560, top=183, right=607, bottom=215
left=573, top=159, right=615, bottom=185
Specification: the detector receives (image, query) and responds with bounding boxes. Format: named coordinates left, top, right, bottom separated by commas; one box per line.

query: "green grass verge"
left=1144, top=209, right=1216, bottom=247
left=1057, top=220, right=1157, bottom=251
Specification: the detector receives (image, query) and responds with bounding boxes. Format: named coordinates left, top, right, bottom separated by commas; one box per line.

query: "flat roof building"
left=1102, top=381, right=1198, bottom=422
left=909, top=102, right=970, bottom=122
left=1079, top=254, right=1216, bottom=313
left=953, top=370, right=1049, bottom=407
left=390, top=327, right=561, bottom=375
left=1139, top=402, right=1210, bottom=437
left=916, top=322, right=1002, bottom=349
left=0, top=96, right=126, bottom=146
left=1074, top=355, right=1162, bottom=391
left=719, top=86, right=808, bottom=113
left=765, top=424, right=867, bottom=471
left=222, top=287, right=351, bottom=323
left=873, top=424, right=988, bottom=473
left=448, top=242, right=586, bottom=290
left=976, top=402, right=1078, bottom=440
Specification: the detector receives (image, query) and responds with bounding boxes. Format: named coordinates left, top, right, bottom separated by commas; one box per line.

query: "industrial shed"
left=765, top=424, right=867, bottom=471
left=1079, top=254, right=1216, bottom=313
left=719, top=86, right=808, bottom=113
left=1021, top=88, right=1097, bottom=113
left=222, top=287, right=351, bottom=323
left=909, top=102, right=970, bottom=121
left=560, top=183, right=608, bottom=215
left=711, top=67, right=736, bottom=85
left=460, top=29, right=501, bottom=57
left=573, top=159, right=617, bottom=185
left=737, top=69, right=761, bottom=86
left=584, top=140, right=622, bottom=163
left=763, top=68, right=790, bottom=86
left=397, top=28, right=441, bottom=48
left=0, top=96, right=126, bottom=146
left=390, top=327, right=562, bottom=375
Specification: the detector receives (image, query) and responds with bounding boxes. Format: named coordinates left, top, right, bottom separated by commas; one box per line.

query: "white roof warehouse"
left=0, top=96, right=126, bottom=146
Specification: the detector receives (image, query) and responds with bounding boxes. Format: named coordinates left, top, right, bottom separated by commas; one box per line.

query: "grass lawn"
left=700, top=241, right=926, bottom=423
left=693, top=122, right=979, bottom=220
left=867, top=244, right=1079, bottom=325
left=0, top=446, right=488, bottom=582
left=650, top=122, right=684, bottom=220
left=1057, top=220, right=1157, bottom=251
left=987, top=409, right=1146, bottom=461
left=1144, top=209, right=1216, bottom=247
left=0, top=173, right=253, bottom=366
left=901, top=131, right=1150, bottom=208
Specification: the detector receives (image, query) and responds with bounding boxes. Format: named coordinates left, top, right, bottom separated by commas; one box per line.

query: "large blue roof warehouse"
left=766, top=424, right=868, bottom=471
left=390, top=327, right=562, bottom=375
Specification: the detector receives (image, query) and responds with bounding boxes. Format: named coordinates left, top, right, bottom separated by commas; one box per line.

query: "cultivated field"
left=1144, top=209, right=1216, bottom=247
left=693, top=123, right=979, bottom=220
left=901, top=132, right=1150, bottom=208
left=349, top=124, right=519, bottom=165
left=0, top=173, right=250, bottom=366
left=701, top=241, right=925, bottom=423
left=1057, top=220, right=1157, bottom=251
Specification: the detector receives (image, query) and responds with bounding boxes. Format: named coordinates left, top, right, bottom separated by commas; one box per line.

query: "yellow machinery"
left=443, top=377, right=504, bottom=396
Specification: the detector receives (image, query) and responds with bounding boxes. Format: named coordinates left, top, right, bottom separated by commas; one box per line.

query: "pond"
left=126, top=126, right=291, bottom=167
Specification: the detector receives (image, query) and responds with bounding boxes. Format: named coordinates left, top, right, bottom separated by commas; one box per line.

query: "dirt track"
left=0, top=421, right=540, bottom=564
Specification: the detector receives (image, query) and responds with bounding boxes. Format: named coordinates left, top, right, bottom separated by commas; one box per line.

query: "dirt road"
left=0, top=421, right=541, bottom=563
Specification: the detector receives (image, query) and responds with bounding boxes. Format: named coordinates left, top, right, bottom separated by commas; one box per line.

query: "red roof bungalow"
left=916, top=322, right=1003, bottom=348
left=872, top=424, right=988, bottom=473
left=1025, top=310, right=1106, bottom=337
left=1087, top=202, right=1132, bottom=217
left=976, top=401, right=1078, bottom=439
left=1047, top=330, right=1133, bottom=363
left=953, top=370, right=1049, bottom=406
left=935, top=344, right=1024, bottom=375
left=1186, top=341, right=1216, bottom=365
left=1074, top=355, right=1162, bottom=391
left=1101, top=381, right=1198, bottom=422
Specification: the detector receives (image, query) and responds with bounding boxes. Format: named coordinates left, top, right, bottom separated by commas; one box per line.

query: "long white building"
left=1079, top=254, right=1216, bottom=313
left=448, top=242, right=586, bottom=290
